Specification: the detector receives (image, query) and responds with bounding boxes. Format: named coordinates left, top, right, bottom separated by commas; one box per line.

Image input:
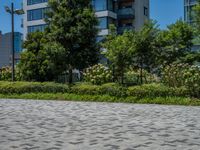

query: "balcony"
left=118, top=8, right=134, bottom=19
left=117, top=25, right=134, bottom=34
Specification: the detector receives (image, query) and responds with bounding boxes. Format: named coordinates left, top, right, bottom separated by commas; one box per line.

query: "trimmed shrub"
left=100, top=83, right=127, bottom=97
left=0, top=81, right=191, bottom=99
left=127, top=83, right=188, bottom=98
left=71, top=83, right=189, bottom=98
left=0, top=81, right=69, bottom=94
left=70, top=82, right=127, bottom=97
left=70, top=83, right=100, bottom=95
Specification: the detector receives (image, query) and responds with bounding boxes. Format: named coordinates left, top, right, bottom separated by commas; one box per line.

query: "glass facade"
left=185, top=0, right=196, bottom=4
left=25, top=0, right=138, bottom=37
left=14, top=33, right=23, bottom=53
left=28, top=24, right=48, bottom=33
left=98, top=17, right=108, bottom=29
left=27, top=8, right=48, bottom=21
left=98, top=17, right=115, bottom=29
left=27, top=0, right=48, bottom=5
left=184, top=0, right=197, bottom=23
left=96, top=36, right=105, bottom=42
left=92, top=0, right=113, bottom=11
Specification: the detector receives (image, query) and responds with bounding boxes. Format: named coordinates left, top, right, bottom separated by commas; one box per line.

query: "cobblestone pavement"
left=0, top=99, right=200, bottom=150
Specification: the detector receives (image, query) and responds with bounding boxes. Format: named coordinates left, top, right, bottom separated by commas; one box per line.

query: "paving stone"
left=0, top=99, right=200, bottom=150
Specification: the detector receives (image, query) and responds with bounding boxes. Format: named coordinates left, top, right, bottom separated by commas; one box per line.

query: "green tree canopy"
left=18, top=32, right=56, bottom=81
left=159, top=20, right=194, bottom=65
left=103, top=21, right=161, bottom=84
left=130, top=20, right=160, bottom=83
left=46, top=0, right=100, bottom=84
left=103, top=30, right=133, bottom=84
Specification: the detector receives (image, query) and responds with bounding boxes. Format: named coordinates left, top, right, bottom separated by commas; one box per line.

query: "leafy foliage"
left=127, top=83, right=188, bottom=98
left=18, top=32, right=56, bottom=82
left=162, top=63, right=200, bottom=97
left=180, top=51, right=200, bottom=65
left=0, top=67, right=11, bottom=81
left=1, top=93, right=199, bottom=106
left=0, top=81, right=192, bottom=99
left=0, top=81, right=69, bottom=94
left=103, top=21, right=165, bottom=84
left=103, top=27, right=133, bottom=84
left=47, top=0, right=100, bottom=83
left=130, top=20, right=160, bottom=73
left=124, top=68, right=159, bottom=85
left=159, top=20, right=194, bottom=65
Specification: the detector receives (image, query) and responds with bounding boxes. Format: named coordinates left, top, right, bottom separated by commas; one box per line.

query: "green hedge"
left=127, top=84, right=189, bottom=98
left=0, top=81, right=69, bottom=94
left=1, top=93, right=200, bottom=106
left=70, top=83, right=189, bottom=98
left=0, top=81, right=191, bottom=98
left=70, top=83, right=127, bottom=97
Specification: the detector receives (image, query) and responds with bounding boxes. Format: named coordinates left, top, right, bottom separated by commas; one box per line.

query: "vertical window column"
left=27, top=8, right=48, bottom=21
left=27, top=0, right=48, bottom=5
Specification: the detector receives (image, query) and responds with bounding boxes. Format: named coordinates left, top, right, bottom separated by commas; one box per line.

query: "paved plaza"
left=0, top=99, right=200, bottom=150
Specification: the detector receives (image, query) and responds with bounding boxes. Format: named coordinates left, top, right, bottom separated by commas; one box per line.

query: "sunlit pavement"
left=0, top=99, right=200, bottom=150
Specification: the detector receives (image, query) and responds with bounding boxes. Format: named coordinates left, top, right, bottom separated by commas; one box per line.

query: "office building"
left=23, top=0, right=149, bottom=40
left=0, top=31, right=23, bottom=68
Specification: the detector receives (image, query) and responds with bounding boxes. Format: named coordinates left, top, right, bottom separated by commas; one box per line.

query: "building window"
left=27, top=0, right=48, bottom=5
left=144, top=7, right=148, bottom=16
left=98, top=17, right=108, bottom=29
left=14, top=33, right=23, bottom=53
left=27, top=8, right=49, bottom=21
left=92, top=0, right=107, bottom=11
left=92, top=0, right=113, bottom=11
left=96, top=36, right=105, bottom=43
left=28, top=24, right=48, bottom=33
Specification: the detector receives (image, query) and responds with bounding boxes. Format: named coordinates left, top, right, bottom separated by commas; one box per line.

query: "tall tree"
left=46, top=0, right=99, bottom=84
left=130, top=21, right=160, bottom=84
left=103, top=31, right=132, bottom=84
left=18, top=32, right=56, bottom=81
left=103, top=21, right=160, bottom=84
left=180, top=51, right=200, bottom=65
left=159, top=20, right=194, bottom=65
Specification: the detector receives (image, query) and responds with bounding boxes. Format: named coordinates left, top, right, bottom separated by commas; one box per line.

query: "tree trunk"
left=121, top=74, right=124, bottom=85
left=68, top=65, right=73, bottom=84
left=140, top=57, right=143, bottom=85
left=112, top=65, right=115, bottom=82
left=121, top=68, right=124, bottom=85
left=140, top=66, right=143, bottom=84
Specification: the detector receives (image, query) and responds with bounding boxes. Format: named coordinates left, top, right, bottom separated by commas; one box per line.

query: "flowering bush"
left=83, top=64, right=112, bottom=85
left=183, top=66, right=200, bottom=97
left=162, top=63, right=188, bottom=87
left=162, top=63, right=200, bottom=97
left=0, top=66, right=12, bottom=81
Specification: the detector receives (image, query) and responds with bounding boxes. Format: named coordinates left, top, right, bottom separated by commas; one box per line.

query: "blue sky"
left=0, top=0, right=184, bottom=34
